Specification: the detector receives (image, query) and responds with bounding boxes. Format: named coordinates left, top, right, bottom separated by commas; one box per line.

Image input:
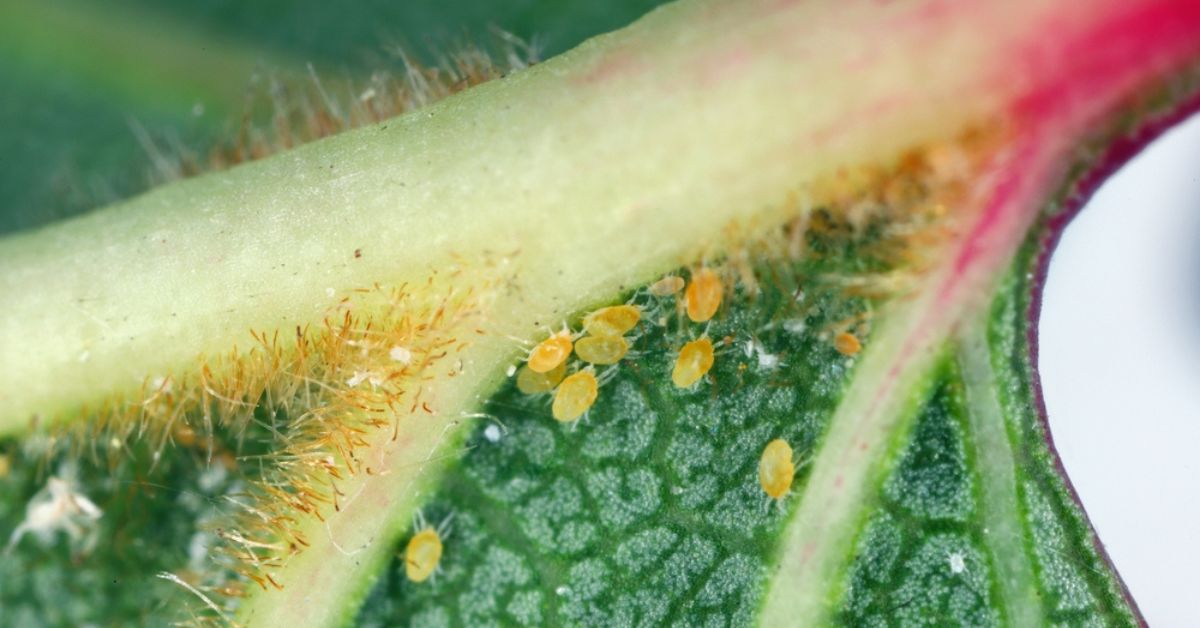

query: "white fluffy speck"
left=5, top=477, right=101, bottom=552
left=745, top=339, right=781, bottom=370
left=346, top=370, right=382, bottom=388
left=484, top=424, right=502, bottom=443
left=389, top=345, right=412, bottom=364
left=198, top=464, right=228, bottom=493
left=757, top=350, right=780, bottom=370
left=188, top=531, right=212, bottom=569
left=949, top=551, right=966, bottom=574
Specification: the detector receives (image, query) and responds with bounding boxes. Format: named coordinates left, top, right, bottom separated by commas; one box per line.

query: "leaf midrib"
left=957, top=319, right=1043, bottom=626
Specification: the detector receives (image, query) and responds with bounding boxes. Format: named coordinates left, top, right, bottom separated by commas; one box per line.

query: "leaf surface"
left=1, top=0, right=1199, bottom=626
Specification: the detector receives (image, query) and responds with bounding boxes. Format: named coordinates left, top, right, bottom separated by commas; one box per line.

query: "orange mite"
left=574, top=335, right=629, bottom=365
left=685, top=268, right=723, bottom=323
left=671, top=337, right=715, bottom=388
left=552, top=370, right=599, bottom=422
left=758, top=438, right=795, bottom=499
left=527, top=330, right=573, bottom=373
left=405, top=527, right=444, bottom=582
left=649, top=275, right=685, bottom=297
left=583, top=305, right=641, bottom=337
left=516, top=362, right=567, bottom=394
left=833, top=332, right=862, bottom=356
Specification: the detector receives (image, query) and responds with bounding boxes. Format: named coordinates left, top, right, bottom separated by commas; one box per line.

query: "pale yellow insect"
left=552, top=370, right=599, bottom=422
left=583, top=305, right=641, bottom=337
left=833, top=331, right=862, bottom=356
left=574, top=335, right=629, bottom=365
left=685, top=268, right=723, bottom=323
left=527, top=330, right=573, bottom=373
left=671, top=337, right=715, bottom=388
left=758, top=438, right=795, bottom=499
left=516, top=362, right=567, bottom=394
left=649, top=275, right=685, bottom=297
left=405, top=527, right=444, bottom=583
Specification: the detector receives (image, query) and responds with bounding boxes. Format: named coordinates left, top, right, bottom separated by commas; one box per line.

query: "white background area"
left=1040, top=113, right=1200, bottom=626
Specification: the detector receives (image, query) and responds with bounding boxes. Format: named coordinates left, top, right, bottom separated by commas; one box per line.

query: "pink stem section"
left=770, top=0, right=1200, bottom=622
left=891, top=0, right=1200, bottom=617
left=1023, top=73, right=1200, bottom=628
left=888, top=0, right=1200, bottom=399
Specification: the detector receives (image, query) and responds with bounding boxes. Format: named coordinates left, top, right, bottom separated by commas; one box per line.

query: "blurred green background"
left=0, top=0, right=671, bottom=235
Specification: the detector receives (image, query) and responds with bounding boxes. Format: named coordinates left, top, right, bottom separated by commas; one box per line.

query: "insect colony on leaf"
left=514, top=265, right=728, bottom=429
left=511, top=266, right=744, bottom=426
left=404, top=261, right=861, bottom=582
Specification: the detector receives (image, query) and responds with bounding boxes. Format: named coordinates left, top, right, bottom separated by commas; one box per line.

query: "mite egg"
left=552, top=370, right=599, bottom=422
left=685, top=268, right=723, bottom=323
left=833, top=331, right=862, bottom=356
left=582, top=305, right=641, bottom=337
left=516, top=362, right=567, bottom=394
left=758, top=438, right=795, bottom=499
left=528, top=330, right=573, bottom=373
left=672, top=337, right=715, bottom=388
left=405, top=526, right=444, bottom=582
left=574, top=335, right=629, bottom=365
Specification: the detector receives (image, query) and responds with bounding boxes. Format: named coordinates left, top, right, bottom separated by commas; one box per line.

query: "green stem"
left=0, top=0, right=1022, bottom=435
left=958, top=318, right=1042, bottom=626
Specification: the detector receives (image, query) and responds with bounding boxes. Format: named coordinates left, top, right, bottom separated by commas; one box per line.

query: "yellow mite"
left=649, top=275, right=685, bottom=297
left=405, top=527, right=444, bottom=583
left=582, top=305, right=642, bottom=337
left=833, top=331, right=862, bottom=356
left=527, top=330, right=573, bottom=373
left=552, top=370, right=599, bottom=423
left=574, top=335, right=630, bottom=365
left=685, top=268, right=723, bottom=323
left=758, top=438, right=795, bottom=499
left=672, top=337, right=715, bottom=388
left=516, top=362, right=567, bottom=395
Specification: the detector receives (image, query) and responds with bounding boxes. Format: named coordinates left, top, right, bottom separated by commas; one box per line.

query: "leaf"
left=2, top=0, right=1200, bottom=626
left=349, top=238, right=1133, bottom=625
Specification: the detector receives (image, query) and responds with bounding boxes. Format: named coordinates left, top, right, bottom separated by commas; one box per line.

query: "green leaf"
left=348, top=242, right=1134, bottom=626
left=355, top=250, right=865, bottom=625
left=2, top=0, right=1200, bottom=626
